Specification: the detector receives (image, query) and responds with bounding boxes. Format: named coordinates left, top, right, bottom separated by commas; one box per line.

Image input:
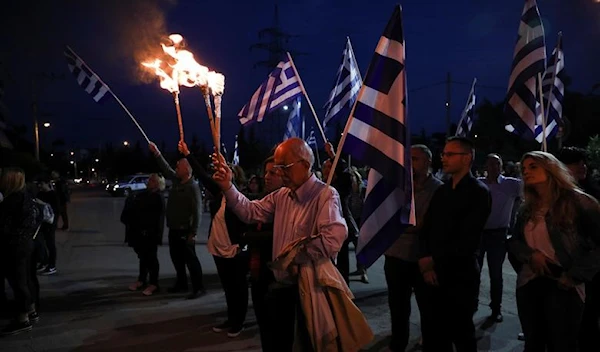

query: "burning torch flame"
left=169, top=34, right=183, bottom=45
left=141, top=59, right=179, bottom=93
left=207, top=72, right=225, bottom=96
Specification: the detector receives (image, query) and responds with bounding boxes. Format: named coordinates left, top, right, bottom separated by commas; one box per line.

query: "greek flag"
left=535, top=33, right=564, bottom=143
left=306, top=128, right=317, bottom=147
left=238, top=56, right=302, bottom=126
left=283, top=97, right=302, bottom=141
left=64, top=46, right=111, bottom=103
left=341, top=5, right=415, bottom=268
left=323, top=37, right=362, bottom=128
left=455, top=79, right=477, bottom=137
left=232, top=135, right=239, bottom=165
left=504, top=0, right=546, bottom=140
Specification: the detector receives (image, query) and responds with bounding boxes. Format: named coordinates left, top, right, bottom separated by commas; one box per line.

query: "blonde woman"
left=121, top=173, right=166, bottom=296
left=508, top=151, right=600, bottom=351
left=0, top=168, right=43, bottom=336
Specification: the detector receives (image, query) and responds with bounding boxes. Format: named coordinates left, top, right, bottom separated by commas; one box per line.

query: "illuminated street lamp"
left=43, top=122, right=51, bottom=128
left=123, top=141, right=129, bottom=147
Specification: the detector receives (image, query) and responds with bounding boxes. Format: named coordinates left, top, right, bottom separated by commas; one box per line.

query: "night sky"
left=1, top=0, right=599, bottom=154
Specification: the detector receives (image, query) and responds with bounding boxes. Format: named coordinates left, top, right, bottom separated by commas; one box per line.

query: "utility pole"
left=446, top=72, right=452, bottom=137
left=250, top=3, right=306, bottom=147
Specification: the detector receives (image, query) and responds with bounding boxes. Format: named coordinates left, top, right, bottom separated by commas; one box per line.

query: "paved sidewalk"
left=0, top=189, right=525, bottom=351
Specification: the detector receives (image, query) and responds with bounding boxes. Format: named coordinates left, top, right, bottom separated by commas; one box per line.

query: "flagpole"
left=455, top=77, right=477, bottom=136
left=66, top=46, right=150, bottom=144
left=326, top=97, right=359, bottom=186
left=537, top=72, right=547, bottom=152
left=286, top=52, right=328, bottom=144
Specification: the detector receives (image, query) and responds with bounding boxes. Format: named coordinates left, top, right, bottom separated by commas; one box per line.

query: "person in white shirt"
left=476, top=154, right=522, bottom=322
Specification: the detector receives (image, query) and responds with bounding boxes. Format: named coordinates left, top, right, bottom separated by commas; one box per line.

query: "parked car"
left=106, top=174, right=150, bottom=197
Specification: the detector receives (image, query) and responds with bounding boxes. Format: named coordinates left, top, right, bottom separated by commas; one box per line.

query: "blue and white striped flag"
left=238, top=56, right=303, bottom=126
left=283, top=97, right=302, bottom=141
left=455, top=79, right=477, bottom=137
left=341, top=5, right=415, bottom=268
left=306, top=128, right=317, bottom=147
left=64, top=46, right=111, bottom=103
left=535, top=33, right=564, bottom=143
left=323, top=37, right=362, bottom=128
left=232, top=135, right=239, bottom=165
left=504, top=0, right=546, bottom=139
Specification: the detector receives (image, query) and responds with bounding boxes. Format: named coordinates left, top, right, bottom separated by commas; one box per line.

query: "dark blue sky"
left=1, top=0, right=599, bottom=153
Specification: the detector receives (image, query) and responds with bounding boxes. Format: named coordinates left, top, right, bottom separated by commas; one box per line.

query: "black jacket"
left=121, top=190, right=165, bottom=246
left=419, top=173, right=492, bottom=280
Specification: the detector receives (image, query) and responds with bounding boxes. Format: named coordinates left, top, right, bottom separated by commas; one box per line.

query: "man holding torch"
left=149, top=142, right=206, bottom=299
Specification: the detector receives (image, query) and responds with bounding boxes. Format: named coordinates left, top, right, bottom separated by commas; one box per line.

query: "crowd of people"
left=0, top=169, right=70, bottom=336
left=2, top=136, right=600, bottom=352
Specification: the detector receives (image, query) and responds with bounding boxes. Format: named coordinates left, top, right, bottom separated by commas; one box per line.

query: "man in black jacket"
left=418, top=137, right=491, bottom=352
left=149, top=142, right=205, bottom=299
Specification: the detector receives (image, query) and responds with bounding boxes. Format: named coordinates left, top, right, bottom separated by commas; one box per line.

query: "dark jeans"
left=476, top=228, right=507, bottom=312
left=420, top=271, right=479, bottom=352
left=517, top=277, right=583, bottom=352
left=337, top=239, right=350, bottom=284
left=134, top=242, right=159, bottom=286
left=250, top=263, right=275, bottom=351
left=59, top=203, right=69, bottom=229
left=266, top=285, right=312, bottom=352
left=580, top=273, right=600, bottom=352
left=35, top=225, right=57, bottom=268
left=384, top=256, right=425, bottom=352
left=214, top=253, right=250, bottom=328
left=3, top=242, right=36, bottom=314
left=168, top=230, right=204, bottom=291
left=44, top=226, right=57, bottom=268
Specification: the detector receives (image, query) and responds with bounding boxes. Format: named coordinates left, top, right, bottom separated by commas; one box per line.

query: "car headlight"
left=113, top=185, right=119, bottom=189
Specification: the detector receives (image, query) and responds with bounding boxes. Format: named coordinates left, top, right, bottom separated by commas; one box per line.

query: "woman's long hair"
left=520, top=151, right=580, bottom=230
left=0, top=167, right=26, bottom=197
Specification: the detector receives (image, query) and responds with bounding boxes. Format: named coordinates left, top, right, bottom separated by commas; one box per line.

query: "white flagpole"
left=286, top=52, right=328, bottom=144
left=537, top=72, right=547, bottom=152
left=326, top=97, right=359, bottom=186
left=455, top=78, right=477, bottom=136
left=66, top=46, right=150, bottom=144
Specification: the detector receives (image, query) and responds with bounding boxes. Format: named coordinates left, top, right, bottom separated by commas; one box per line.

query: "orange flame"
left=142, top=33, right=225, bottom=95
left=207, top=72, right=225, bottom=95
left=141, top=59, right=179, bottom=93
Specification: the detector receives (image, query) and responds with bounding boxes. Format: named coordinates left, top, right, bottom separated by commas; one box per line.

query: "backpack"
left=34, top=198, right=55, bottom=225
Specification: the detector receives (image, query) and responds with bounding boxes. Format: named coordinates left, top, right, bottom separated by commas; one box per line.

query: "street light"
left=123, top=141, right=129, bottom=146
left=70, top=161, right=74, bottom=164
left=70, top=151, right=74, bottom=156
left=50, top=153, right=54, bottom=157
left=43, top=122, right=50, bottom=128
left=91, top=168, right=95, bottom=172
left=95, top=158, right=99, bottom=162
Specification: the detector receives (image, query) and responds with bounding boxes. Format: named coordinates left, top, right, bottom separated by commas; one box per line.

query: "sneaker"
left=1, top=320, right=32, bottom=336
left=40, top=267, right=57, bottom=276
left=28, top=312, right=40, bottom=324
left=142, top=285, right=159, bottom=296
left=212, top=321, right=231, bottom=333
left=227, top=325, right=244, bottom=338
left=36, top=264, right=47, bottom=273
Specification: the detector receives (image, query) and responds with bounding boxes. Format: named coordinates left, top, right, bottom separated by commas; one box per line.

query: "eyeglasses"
left=440, top=152, right=469, bottom=158
left=272, top=160, right=304, bottom=172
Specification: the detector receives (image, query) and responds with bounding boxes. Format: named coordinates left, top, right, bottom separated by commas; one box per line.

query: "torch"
left=141, top=58, right=185, bottom=141
left=207, top=72, right=225, bottom=153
